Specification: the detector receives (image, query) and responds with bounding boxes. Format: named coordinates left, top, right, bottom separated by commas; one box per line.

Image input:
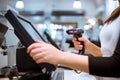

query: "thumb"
left=35, top=40, right=45, bottom=44
left=35, top=39, right=41, bottom=43
left=78, top=37, right=84, bottom=41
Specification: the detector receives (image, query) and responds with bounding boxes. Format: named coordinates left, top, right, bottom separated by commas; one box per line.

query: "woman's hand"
left=72, top=37, right=91, bottom=52
left=27, top=40, right=63, bottom=64
left=27, top=40, right=90, bottom=73
left=72, top=37, right=102, bottom=56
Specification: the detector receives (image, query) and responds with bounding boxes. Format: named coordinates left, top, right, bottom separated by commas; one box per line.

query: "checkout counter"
left=0, top=47, right=96, bottom=80
left=0, top=10, right=96, bottom=80
left=0, top=32, right=96, bottom=80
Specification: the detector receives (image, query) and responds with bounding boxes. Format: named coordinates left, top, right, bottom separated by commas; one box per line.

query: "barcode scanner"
left=66, top=29, right=85, bottom=55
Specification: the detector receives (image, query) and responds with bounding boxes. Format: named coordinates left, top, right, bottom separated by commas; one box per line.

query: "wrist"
left=55, top=51, right=64, bottom=64
left=85, top=41, right=92, bottom=52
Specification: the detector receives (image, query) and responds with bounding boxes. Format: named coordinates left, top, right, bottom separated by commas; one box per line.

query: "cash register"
left=5, top=9, right=63, bottom=80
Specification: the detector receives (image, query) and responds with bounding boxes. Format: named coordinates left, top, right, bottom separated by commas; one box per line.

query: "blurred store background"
left=0, top=0, right=119, bottom=48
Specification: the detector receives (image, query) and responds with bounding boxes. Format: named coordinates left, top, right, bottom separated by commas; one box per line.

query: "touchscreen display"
left=17, top=16, right=44, bottom=41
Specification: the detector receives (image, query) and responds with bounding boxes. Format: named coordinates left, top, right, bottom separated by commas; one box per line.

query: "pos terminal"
left=5, top=10, right=56, bottom=74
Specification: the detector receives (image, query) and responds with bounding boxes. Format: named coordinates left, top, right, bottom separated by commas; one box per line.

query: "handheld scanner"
left=66, top=29, right=84, bottom=40
left=66, top=29, right=85, bottom=54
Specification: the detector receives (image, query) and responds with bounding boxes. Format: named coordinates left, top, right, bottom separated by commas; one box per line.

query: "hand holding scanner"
left=66, top=29, right=85, bottom=54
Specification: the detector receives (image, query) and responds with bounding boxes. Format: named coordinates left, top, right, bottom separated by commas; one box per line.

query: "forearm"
left=86, top=42, right=102, bottom=57
left=58, top=52, right=89, bottom=73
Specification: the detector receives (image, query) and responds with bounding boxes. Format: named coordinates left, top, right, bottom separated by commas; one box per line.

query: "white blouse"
left=100, top=16, right=120, bottom=57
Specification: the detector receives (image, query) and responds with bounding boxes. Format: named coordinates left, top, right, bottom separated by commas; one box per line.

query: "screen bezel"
left=5, top=10, right=56, bottom=72
left=5, top=10, right=45, bottom=47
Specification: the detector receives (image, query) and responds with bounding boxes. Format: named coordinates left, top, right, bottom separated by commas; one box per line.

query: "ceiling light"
left=73, top=0, right=82, bottom=9
left=15, top=0, right=24, bottom=9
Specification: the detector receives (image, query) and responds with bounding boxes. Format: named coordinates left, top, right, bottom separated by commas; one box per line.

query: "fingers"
left=72, top=36, right=85, bottom=50
left=27, top=43, right=39, bottom=53
left=27, top=40, right=49, bottom=63
left=72, top=36, right=84, bottom=42
left=72, top=37, right=77, bottom=42
left=74, top=44, right=83, bottom=49
left=32, top=51, right=47, bottom=63
left=72, top=37, right=84, bottom=45
left=27, top=40, right=44, bottom=53
left=35, top=39, right=41, bottom=43
left=29, top=47, right=42, bottom=57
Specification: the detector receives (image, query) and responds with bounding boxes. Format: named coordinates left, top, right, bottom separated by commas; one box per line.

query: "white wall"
left=105, top=0, right=119, bottom=19
left=0, top=3, right=19, bottom=68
